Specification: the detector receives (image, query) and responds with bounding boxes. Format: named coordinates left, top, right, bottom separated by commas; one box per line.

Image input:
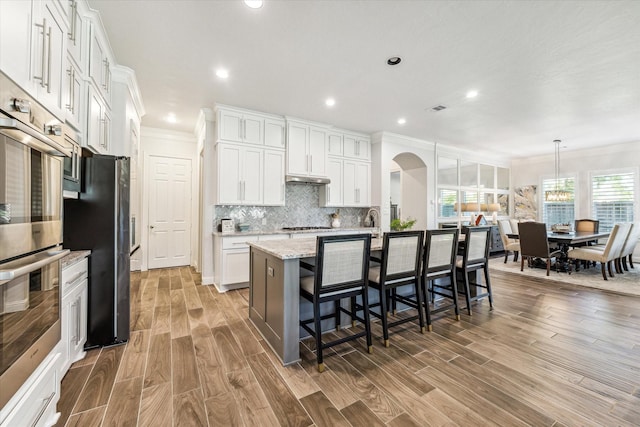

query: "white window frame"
left=588, top=167, right=638, bottom=232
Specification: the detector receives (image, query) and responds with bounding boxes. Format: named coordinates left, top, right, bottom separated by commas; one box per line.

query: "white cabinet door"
left=264, top=118, right=285, bottom=148
left=286, top=122, right=309, bottom=176
left=222, top=249, right=250, bottom=284
left=343, top=160, right=357, bottom=206
left=66, top=0, right=84, bottom=71
left=308, top=126, right=327, bottom=177
left=343, top=134, right=357, bottom=159
left=86, top=84, right=105, bottom=153
left=321, top=158, right=343, bottom=207
left=0, top=0, right=35, bottom=95
left=355, top=161, right=370, bottom=206
left=242, top=113, right=263, bottom=145
left=218, top=144, right=243, bottom=204
left=242, top=147, right=263, bottom=204
left=327, top=132, right=343, bottom=156
left=263, top=149, right=285, bottom=205
left=343, top=134, right=370, bottom=160
left=88, top=21, right=111, bottom=106
left=35, top=0, right=66, bottom=119
left=64, top=59, right=83, bottom=131
left=72, top=281, right=88, bottom=360
left=218, top=109, right=242, bottom=142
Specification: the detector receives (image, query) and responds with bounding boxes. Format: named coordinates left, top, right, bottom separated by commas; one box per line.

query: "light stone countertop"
left=61, top=250, right=91, bottom=269
left=212, top=227, right=378, bottom=237
left=249, top=237, right=383, bottom=260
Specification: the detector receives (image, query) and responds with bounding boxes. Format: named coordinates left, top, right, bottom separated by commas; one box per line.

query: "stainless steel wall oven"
left=0, top=71, right=70, bottom=408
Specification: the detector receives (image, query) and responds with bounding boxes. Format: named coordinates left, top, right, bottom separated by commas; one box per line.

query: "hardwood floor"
left=55, top=266, right=640, bottom=426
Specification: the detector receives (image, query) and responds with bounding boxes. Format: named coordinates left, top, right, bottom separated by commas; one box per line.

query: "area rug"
left=489, top=257, right=640, bottom=296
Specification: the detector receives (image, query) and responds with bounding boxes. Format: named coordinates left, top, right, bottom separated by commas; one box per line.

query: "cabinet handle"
left=309, top=155, right=313, bottom=172
left=238, top=181, right=242, bottom=200
left=66, top=67, right=73, bottom=111
left=32, top=392, right=56, bottom=427
left=242, top=181, right=245, bottom=200
left=70, top=300, right=78, bottom=343
left=328, top=186, right=331, bottom=202
left=356, top=141, right=359, bottom=156
left=76, top=296, right=82, bottom=345
left=65, top=271, right=85, bottom=287
left=68, top=0, right=77, bottom=42
left=34, top=19, right=47, bottom=87
left=70, top=67, right=75, bottom=113
left=281, top=184, right=284, bottom=201
left=46, top=26, right=52, bottom=93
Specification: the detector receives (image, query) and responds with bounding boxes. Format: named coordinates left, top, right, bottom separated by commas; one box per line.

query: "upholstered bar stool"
left=455, top=226, right=493, bottom=315
left=367, top=230, right=425, bottom=347
left=422, top=228, right=460, bottom=330
left=299, top=234, right=373, bottom=372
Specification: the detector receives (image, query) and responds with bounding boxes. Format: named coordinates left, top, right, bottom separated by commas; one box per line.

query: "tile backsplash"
left=214, top=184, right=375, bottom=232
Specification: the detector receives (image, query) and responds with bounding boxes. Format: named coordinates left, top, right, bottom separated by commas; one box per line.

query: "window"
left=542, top=177, right=575, bottom=228
left=591, top=172, right=635, bottom=232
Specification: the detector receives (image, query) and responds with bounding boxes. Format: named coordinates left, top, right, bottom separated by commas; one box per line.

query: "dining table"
left=507, top=230, right=610, bottom=271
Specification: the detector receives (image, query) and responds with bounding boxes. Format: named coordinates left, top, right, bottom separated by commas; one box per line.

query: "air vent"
left=431, top=105, right=447, bottom=112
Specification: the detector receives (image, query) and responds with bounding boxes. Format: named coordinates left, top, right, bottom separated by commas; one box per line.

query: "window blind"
left=592, top=172, right=635, bottom=232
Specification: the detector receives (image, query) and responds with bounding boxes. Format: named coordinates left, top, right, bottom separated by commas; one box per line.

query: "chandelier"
left=544, top=139, right=571, bottom=202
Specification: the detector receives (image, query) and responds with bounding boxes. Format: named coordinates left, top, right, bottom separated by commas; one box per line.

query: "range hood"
left=285, top=174, right=330, bottom=185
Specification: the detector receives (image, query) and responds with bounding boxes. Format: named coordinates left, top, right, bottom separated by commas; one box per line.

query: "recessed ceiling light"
left=466, top=90, right=479, bottom=99
left=387, top=56, right=402, bottom=66
left=397, top=118, right=406, bottom=125
left=216, top=69, right=229, bottom=79
left=244, top=0, right=263, bottom=9
left=165, top=113, right=177, bottom=124
left=325, top=98, right=336, bottom=107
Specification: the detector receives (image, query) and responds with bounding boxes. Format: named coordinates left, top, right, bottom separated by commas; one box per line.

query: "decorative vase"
left=331, top=218, right=341, bottom=228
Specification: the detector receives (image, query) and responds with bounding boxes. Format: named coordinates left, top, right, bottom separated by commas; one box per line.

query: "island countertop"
left=249, top=237, right=383, bottom=260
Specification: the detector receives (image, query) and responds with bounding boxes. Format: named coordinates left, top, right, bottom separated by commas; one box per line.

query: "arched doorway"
left=390, top=153, right=428, bottom=230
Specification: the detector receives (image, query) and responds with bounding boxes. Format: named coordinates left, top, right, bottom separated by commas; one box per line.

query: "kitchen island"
left=249, top=237, right=382, bottom=365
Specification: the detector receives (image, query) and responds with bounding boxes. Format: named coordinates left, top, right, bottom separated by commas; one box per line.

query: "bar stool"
left=366, top=230, right=425, bottom=347
left=299, top=234, right=372, bottom=372
left=422, top=228, right=460, bottom=330
left=456, top=226, right=493, bottom=315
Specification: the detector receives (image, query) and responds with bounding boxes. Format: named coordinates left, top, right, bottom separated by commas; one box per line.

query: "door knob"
left=150, top=225, right=155, bottom=229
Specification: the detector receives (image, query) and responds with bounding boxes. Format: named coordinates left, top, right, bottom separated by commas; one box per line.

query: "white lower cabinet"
left=0, top=352, right=61, bottom=427
left=60, top=257, right=88, bottom=377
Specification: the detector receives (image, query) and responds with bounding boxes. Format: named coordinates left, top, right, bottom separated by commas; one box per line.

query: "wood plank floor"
left=55, top=266, right=640, bottom=426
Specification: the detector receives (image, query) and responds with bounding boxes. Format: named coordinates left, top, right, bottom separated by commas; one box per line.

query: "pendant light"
left=544, top=139, right=571, bottom=202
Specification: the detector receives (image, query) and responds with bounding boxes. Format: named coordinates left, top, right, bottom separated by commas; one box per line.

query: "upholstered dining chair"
left=519, top=222, right=562, bottom=276
left=567, top=223, right=631, bottom=280
left=367, top=230, right=425, bottom=347
left=574, top=219, right=600, bottom=248
left=497, top=219, right=520, bottom=263
left=421, top=228, right=460, bottom=330
left=456, top=226, right=493, bottom=315
left=299, top=234, right=372, bottom=372
left=619, top=222, right=639, bottom=271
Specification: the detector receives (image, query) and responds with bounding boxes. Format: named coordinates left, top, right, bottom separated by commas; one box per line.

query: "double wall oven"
left=0, top=71, right=71, bottom=408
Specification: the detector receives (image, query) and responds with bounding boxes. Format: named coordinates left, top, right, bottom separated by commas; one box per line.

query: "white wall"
left=140, top=126, right=198, bottom=271
left=511, top=141, right=640, bottom=220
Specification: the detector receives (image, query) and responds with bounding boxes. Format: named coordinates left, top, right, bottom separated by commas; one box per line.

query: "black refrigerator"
left=64, top=154, right=130, bottom=348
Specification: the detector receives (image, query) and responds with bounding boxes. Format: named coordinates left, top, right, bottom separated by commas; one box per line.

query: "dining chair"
left=456, top=226, right=493, bottom=315
left=519, top=222, right=563, bottom=276
left=567, top=223, right=631, bottom=280
left=367, top=230, right=425, bottom=347
left=497, top=219, right=520, bottom=263
left=422, top=228, right=460, bottom=330
left=573, top=219, right=600, bottom=249
left=299, top=234, right=372, bottom=372
left=619, top=222, right=639, bottom=271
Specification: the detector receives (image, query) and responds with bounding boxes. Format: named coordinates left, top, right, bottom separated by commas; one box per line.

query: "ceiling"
left=89, top=0, right=640, bottom=158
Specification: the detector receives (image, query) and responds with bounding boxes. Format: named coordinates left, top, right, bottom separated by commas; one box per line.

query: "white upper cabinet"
left=319, top=157, right=343, bottom=207
left=263, top=149, right=285, bottom=205
left=216, top=106, right=286, bottom=147
left=286, top=119, right=328, bottom=178
left=216, top=143, right=264, bottom=205
left=0, top=0, right=68, bottom=120
left=264, top=118, right=286, bottom=148
left=63, top=55, right=83, bottom=130
left=327, top=132, right=343, bottom=156
left=343, top=160, right=370, bottom=207
left=66, top=0, right=85, bottom=71
left=86, top=83, right=110, bottom=154
left=342, top=133, right=370, bottom=160
left=88, top=20, right=112, bottom=106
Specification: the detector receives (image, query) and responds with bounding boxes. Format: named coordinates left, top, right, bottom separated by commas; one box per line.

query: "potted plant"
left=390, top=217, right=416, bottom=231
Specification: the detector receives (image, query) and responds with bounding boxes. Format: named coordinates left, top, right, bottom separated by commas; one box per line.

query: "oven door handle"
left=0, top=249, right=70, bottom=283
left=0, top=116, right=71, bottom=157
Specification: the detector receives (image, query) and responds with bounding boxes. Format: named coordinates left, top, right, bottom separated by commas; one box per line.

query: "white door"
left=148, top=155, right=192, bottom=269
